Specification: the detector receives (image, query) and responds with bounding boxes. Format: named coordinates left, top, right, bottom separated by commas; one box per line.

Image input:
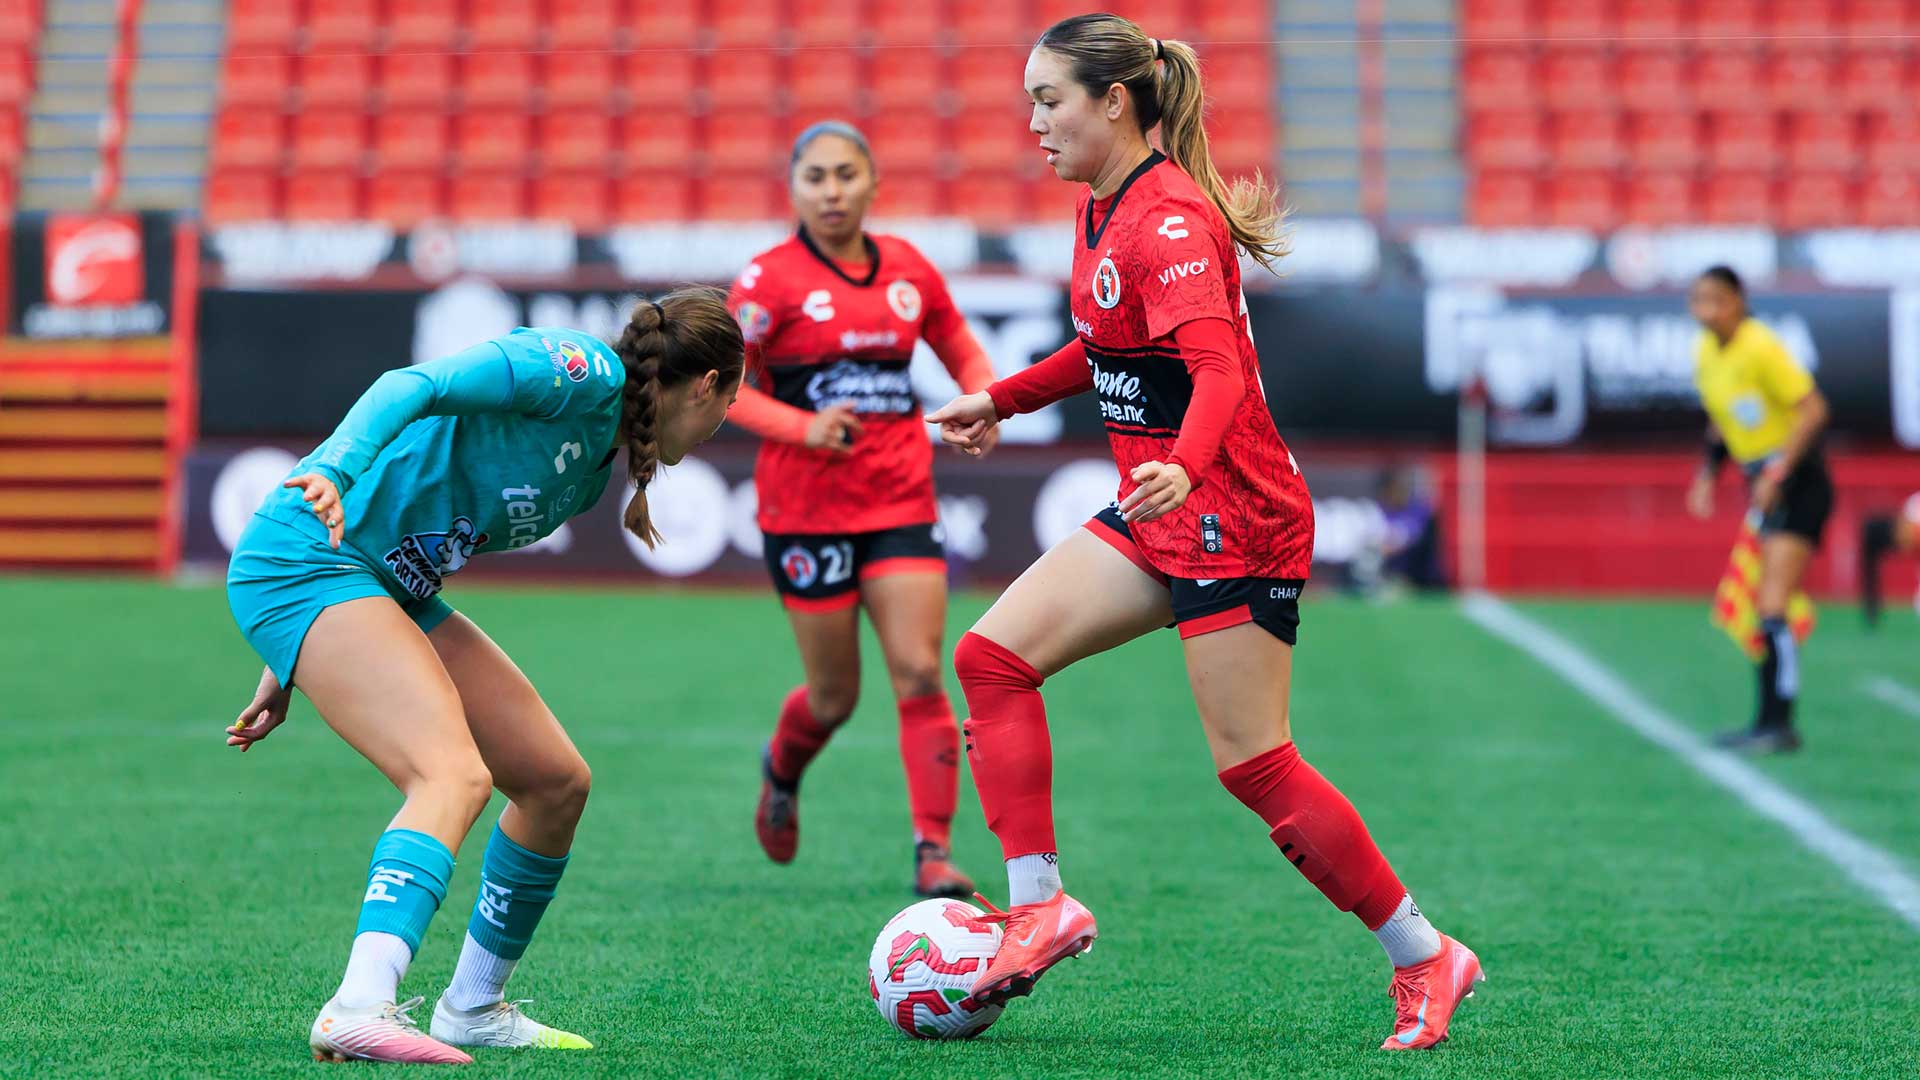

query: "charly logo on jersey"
left=738, top=262, right=763, bottom=290
left=1157, top=215, right=1189, bottom=240
left=735, top=301, right=772, bottom=344
left=780, top=544, right=820, bottom=589
left=1156, top=258, right=1210, bottom=286
left=803, top=289, right=835, bottom=322
left=384, top=517, right=488, bottom=600
left=1092, top=257, right=1122, bottom=309
left=886, top=279, right=922, bottom=321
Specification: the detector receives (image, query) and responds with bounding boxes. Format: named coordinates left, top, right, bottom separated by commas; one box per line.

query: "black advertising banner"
left=8, top=210, right=175, bottom=339
left=196, top=277, right=1911, bottom=447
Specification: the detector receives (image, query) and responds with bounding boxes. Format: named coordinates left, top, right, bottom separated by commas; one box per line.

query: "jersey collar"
left=796, top=226, right=881, bottom=288
left=1085, top=150, right=1166, bottom=250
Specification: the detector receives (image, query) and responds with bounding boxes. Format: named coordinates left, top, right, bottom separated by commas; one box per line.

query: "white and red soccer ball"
left=866, top=898, right=1004, bottom=1040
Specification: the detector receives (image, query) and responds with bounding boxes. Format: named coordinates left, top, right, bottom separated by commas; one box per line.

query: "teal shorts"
left=226, top=513, right=455, bottom=687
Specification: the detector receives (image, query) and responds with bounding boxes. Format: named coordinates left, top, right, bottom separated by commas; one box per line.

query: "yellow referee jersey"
left=1694, top=318, right=1815, bottom=465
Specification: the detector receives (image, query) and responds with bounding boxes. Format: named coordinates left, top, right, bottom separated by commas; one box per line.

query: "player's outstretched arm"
left=226, top=664, right=292, bottom=752
left=926, top=392, right=1000, bottom=456
left=307, top=345, right=520, bottom=496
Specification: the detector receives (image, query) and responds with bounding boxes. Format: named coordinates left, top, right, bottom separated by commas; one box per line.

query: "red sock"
left=1218, top=742, right=1407, bottom=930
left=767, top=685, right=841, bottom=785
left=897, top=693, right=959, bottom=847
left=953, top=632, right=1056, bottom=859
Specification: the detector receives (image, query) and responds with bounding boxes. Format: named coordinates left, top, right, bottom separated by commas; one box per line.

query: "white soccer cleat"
left=309, top=995, right=473, bottom=1064
left=430, top=997, right=594, bottom=1050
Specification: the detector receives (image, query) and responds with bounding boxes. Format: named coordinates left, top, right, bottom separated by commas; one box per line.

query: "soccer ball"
left=866, top=897, right=1005, bottom=1040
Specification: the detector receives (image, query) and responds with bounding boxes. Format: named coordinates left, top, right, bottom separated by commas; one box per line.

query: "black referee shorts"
left=1755, top=450, right=1833, bottom=547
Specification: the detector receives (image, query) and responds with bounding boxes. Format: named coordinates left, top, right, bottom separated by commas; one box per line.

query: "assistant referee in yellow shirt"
left=1685, top=265, right=1831, bottom=754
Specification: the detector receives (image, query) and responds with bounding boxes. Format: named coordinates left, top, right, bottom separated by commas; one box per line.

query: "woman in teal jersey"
left=223, top=288, right=742, bottom=1064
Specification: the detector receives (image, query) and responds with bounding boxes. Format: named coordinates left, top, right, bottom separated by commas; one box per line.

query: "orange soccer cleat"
left=1380, top=933, right=1484, bottom=1050
left=967, top=890, right=1097, bottom=1007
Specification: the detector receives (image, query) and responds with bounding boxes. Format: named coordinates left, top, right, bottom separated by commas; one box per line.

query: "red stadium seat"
left=1694, top=0, right=1764, bottom=37
left=1770, top=0, right=1838, bottom=39
left=1692, top=50, right=1764, bottom=110
left=1786, top=110, right=1859, bottom=170
left=618, top=111, right=696, bottom=172
left=289, top=109, right=365, bottom=169
left=1539, top=0, right=1612, bottom=41
left=1462, top=49, right=1535, bottom=111
left=870, top=49, right=943, bottom=103
left=1469, top=171, right=1541, bottom=227
left=955, top=109, right=1028, bottom=172
left=1622, top=172, right=1698, bottom=225
left=1467, top=110, right=1547, bottom=169
left=1702, top=171, right=1774, bottom=224
left=455, top=109, right=531, bottom=168
left=1204, top=46, right=1271, bottom=110
left=703, top=107, right=783, bottom=171
left=952, top=49, right=1026, bottom=111
left=1845, top=0, right=1911, bottom=40
left=297, top=51, right=371, bottom=107
left=706, top=50, right=781, bottom=110
left=1032, top=0, right=1093, bottom=31
left=221, top=51, right=290, bottom=108
left=1779, top=171, right=1854, bottom=229
left=381, top=51, right=454, bottom=107
left=1206, top=108, right=1275, bottom=175
left=865, top=113, right=946, bottom=173
left=461, top=50, right=535, bottom=106
left=623, top=52, right=697, bottom=111
left=0, top=107, right=18, bottom=165
left=1627, top=110, right=1702, bottom=169
left=449, top=172, right=527, bottom=221
left=532, top=172, right=610, bottom=229
left=699, top=172, right=784, bottom=219
left=1540, top=49, right=1615, bottom=109
left=372, top=110, right=448, bottom=170
left=203, top=169, right=278, bottom=222
left=227, top=0, right=297, bottom=49
left=871, top=3, right=943, bottom=47
left=788, top=47, right=865, bottom=114
left=305, top=0, right=377, bottom=50
left=1859, top=171, right=1920, bottom=226
left=613, top=171, right=696, bottom=222
left=1459, top=0, right=1533, bottom=39
left=211, top=107, right=283, bottom=169
left=0, top=49, right=32, bottom=105
left=1545, top=172, right=1619, bottom=230
left=710, top=0, right=782, bottom=48
left=946, top=174, right=1029, bottom=229
left=1865, top=112, right=1920, bottom=170
left=953, top=4, right=1026, bottom=44
left=366, top=172, right=443, bottom=226
left=1028, top=172, right=1084, bottom=224
left=1617, top=0, right=1683, bottom=39
left=387, top=0, right=459, bottom=49
left=1617, top=49, right=1688, bottom=110
left=791, top=0, right=864, bottom=46
left=1550, top=110, right=1623, bottom=168
left=283, top=171, right=361, bottom=221
left=540, top=109, right=614, bottom=170
left=629, top=1, right=700, bottom=49
left=1839, top=49, right=1906, bottom=111
left=542, top=51, right=617, bottom=108
left=548, top=0, right=619, bottom=48
left=1193, top=0, right=1268, bottom=41
left=1706, top=110, right=1780, bottom=170
left=1767, top=49, right=1833, bottom=106
left=0, top=2, right=38, bottom=47
left=873, top=170, right=945, bottom=219
left=467, top=0, right=541, bottom=50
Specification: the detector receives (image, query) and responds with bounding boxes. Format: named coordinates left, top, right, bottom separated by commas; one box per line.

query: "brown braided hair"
left=612, top=285, right=744, bottom=547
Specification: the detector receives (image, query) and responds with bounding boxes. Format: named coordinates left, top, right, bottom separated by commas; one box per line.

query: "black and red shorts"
left=762, top=522, right=946, bottom=613
left=1086, top=504, right=1304, bottom=645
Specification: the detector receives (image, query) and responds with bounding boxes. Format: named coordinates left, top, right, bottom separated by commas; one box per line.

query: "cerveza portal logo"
left=384, top=517, right=488, bottom=599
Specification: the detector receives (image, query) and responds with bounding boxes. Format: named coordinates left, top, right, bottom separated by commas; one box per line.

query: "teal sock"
left=355, top=828, right=454, bottom=950
left=467, top=823, right=569, bottom=960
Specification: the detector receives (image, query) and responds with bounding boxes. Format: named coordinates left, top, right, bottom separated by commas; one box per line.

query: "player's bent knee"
left=414, top=760, right=495, bottom=820
left=809, top=683, right=860, bottom=725
left=889, top=656, right=945, bottom=701
left=953, top=632, right=1040, bottom=692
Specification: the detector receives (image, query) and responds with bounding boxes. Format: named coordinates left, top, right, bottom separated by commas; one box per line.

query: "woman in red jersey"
left=729, top=121, right=998, bottom=898
left=927, top=16, right=1484, bottom=1050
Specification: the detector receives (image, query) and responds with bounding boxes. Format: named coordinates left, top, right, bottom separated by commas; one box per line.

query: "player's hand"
left=1121, top=461, right=1191, bottom=524
left=283, top=473, right=345, bottom=548
left=1686, top=471, right=1715, bottom=520
left=227, top=665, right=291, bottom=752
left=962, top=423, right=1002, bottom=459
left=926, top=392, right=999, bottom=457
left=804, top=404, right=864, bottom=455
left=1751, top=462, right=1788, bottom=514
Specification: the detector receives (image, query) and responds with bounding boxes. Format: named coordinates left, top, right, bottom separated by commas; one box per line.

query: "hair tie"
left=647, top=298, right=666, bottom=324
left=1153, top=38, right=1164, bottom=61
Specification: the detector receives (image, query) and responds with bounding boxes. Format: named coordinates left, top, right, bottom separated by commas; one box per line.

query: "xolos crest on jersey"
left=886, top=279, right=922, bottom=321
left=1092, top=257, right=1122, bottom=309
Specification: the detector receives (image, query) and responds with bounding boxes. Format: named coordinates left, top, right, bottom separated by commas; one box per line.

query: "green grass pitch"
left=4, top=576, right=1920, bottom=1078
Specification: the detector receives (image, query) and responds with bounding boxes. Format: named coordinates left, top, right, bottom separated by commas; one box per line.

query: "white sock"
left=1372, top=894, right=1443, bottom=968
left=336, top=931, right=413, bottom=1009
left=443, top=932, right=517, bottom=1011
left=1005, top=852, right=1062, bottom=907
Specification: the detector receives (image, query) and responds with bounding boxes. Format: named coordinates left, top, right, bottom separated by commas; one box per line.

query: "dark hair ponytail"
left=612, top=286, right=744, bottom=547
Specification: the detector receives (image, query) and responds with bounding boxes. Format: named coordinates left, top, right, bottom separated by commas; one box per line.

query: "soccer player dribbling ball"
left=728, top=122, right=1000, bottom=897
left=925, top=15, right=1484, bottom=1050
left=223, top=291, right=743, bottom=1063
